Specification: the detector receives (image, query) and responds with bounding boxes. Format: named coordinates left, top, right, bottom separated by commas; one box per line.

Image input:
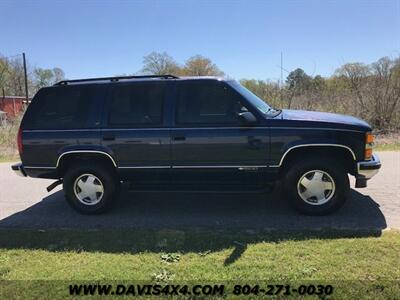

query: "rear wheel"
left=283, top=158, right=350, bottom=215
left=63, top=163, right=118, bottom=214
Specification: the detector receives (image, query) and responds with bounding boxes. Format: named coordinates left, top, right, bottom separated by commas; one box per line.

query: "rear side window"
left=23, top=86, right=96, bottom=129
left=108, top=82, right=165, bottom=127
left=176, top=80, right=245, bottom=125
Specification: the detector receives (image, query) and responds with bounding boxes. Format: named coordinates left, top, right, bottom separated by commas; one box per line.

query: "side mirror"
left=238, top=111, right=257, bottom=125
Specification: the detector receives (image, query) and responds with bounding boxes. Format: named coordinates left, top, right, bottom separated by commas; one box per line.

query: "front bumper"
left=11, top=162, right=27, bottom=177
left=355, top=153, right=381, bottom=187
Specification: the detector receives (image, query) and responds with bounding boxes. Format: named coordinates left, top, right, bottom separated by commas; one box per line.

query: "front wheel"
left=283, top=158, right=350, bottom=215
left=63, top=163, right=118, bottom=214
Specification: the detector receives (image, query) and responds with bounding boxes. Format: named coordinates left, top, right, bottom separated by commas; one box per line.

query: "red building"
left=0, top=96, right=26, bottom=118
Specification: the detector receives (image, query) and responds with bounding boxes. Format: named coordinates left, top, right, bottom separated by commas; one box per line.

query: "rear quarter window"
left=23, top=85, right=99, bottom=130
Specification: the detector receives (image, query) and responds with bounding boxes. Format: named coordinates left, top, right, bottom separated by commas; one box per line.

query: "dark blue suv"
left=12, top=75, right=381, bottom=215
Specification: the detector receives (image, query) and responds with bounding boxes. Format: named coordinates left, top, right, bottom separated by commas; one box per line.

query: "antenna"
left=280, top=52, right=283, bottom=106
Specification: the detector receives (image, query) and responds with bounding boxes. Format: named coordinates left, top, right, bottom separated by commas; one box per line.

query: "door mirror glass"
left=238, top=111, right=257, bottom=125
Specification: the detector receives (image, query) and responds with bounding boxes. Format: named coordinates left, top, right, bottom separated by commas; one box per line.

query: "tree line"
left=240, top=57, right=400, bottom=132
left=1, top=52, right=399, bottom=131
left=0, top=54, right=65, bottom=97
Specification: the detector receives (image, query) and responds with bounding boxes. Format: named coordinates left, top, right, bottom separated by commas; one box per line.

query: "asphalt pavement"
left=0, top=151, right=398, bottom=232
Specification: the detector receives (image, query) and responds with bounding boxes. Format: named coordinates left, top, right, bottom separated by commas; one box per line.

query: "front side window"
left=108, top=82, right=165, bottom=127
left=228, top=80, right=280, bottom=116
left=176, top=81, right=247, bottom=125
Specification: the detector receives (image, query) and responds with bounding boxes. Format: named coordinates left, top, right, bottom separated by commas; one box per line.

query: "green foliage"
left=0, top=55, right=28, bottom=96
left=0, top=54, right=65, bottom=96
left=239, top=79, right=282, bottom=108
left=33, top=67, right=65, bottom=90
left=161, top=253, right=181, bottom=263
left=286, top=68, right=312, bottom=92
left=33, top=68, right=54, bottom=89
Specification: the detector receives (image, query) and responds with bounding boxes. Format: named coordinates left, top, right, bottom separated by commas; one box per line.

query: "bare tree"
left=336, top=63, right=370, bottom=114
left=336, top=57, right=400, bottom=130
left=182, top=55, right=224, bottom=76
left=32, top=67, right=66, bottom=91
left=33, top=68, right=54, bottom=90
left=52, top=67, right=65, bottom=83
left=370, top=57, right=400, bottom=129
left=7, top=58, right=25, bottom=96
left=0, top=56, right=27, bottom=97
left=240, top=79, right=281, bottom=108
left=0, top=57, right=10, bottom=95
left=141, top=52, right=180, bottom=75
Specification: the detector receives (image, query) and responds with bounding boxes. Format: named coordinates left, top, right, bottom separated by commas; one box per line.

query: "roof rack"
left=54, top=74, right=179, bottom=86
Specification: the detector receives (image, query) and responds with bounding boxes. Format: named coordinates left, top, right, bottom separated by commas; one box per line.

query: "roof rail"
left=54, top=74, right=179, bottom=86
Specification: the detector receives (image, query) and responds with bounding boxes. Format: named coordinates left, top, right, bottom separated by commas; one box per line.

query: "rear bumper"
left=11, top=162, right=27, bottom=177
left=355, top=153, right=381, bottom=187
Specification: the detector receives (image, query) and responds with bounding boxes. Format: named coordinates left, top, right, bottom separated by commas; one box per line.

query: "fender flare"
left=56, top=150, right=117, bottom=168
left=271, top=143, right=356, bottom=167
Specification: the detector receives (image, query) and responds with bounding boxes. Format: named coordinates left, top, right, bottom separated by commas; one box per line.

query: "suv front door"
left=170, top=80, right=269, bottom=186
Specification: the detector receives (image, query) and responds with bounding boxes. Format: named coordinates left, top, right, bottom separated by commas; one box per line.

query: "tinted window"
left=176, top=81, right=246, bottom=125
left=108, top=82, right=165, bottom=127
left=24, top=86, right=95, bottom=129
left=228, top=80, right=273, bottom=115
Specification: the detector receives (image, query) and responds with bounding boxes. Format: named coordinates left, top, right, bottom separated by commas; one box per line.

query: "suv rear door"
left=102, top=81, right=171, bottom=180
left=170, top=80, right=269, bottom=186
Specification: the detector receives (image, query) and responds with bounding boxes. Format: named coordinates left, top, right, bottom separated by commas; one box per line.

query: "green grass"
left=0, top=154, right=19, bottom=163
left=0, top=229, right=399, bottom=298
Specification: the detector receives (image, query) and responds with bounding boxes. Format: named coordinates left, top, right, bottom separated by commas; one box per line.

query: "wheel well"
left=57, top=153, right=116, bottom=177
left=280, top=146, right=356, bottom=175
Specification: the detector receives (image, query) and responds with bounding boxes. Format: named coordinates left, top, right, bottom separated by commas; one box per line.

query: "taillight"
left=365, top=132, right=374, bottom=160
left=17, top=127, right=23, bottom=156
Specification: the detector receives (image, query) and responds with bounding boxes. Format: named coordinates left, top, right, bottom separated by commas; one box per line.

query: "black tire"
left=283, top=158, right=350, bottom=215
left=63, top=162, right=118, bottom=214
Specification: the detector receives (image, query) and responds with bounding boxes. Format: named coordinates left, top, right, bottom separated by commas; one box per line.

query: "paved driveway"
left=0, top=151, right=398, bottom=231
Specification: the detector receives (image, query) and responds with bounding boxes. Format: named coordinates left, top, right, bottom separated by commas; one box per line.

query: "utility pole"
left=22, top=53, right=29, bottom=104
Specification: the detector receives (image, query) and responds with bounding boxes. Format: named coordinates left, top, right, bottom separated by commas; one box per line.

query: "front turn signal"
left=366, top=132, right=374, bottom=144
left=365, top=132, right=374, bottom=160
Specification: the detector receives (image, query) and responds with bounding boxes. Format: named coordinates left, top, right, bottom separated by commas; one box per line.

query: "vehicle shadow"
left=0, top=188, right=387, bottom=263
left=0, top=187, right=387, bottom=232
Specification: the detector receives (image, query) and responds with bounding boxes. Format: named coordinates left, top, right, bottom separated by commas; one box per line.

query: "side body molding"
left=56, top=150, right=118, bottom=168
left=270, top=143, right=356, bottom=167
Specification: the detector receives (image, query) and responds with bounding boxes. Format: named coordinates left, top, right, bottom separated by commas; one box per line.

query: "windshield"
left=228, top=80, right=279, bottom=116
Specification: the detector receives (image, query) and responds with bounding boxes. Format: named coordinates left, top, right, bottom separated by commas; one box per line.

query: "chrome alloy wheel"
left=296, top=170, right=336, bottom=205
left=73, top=174, right=104, bottom=205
